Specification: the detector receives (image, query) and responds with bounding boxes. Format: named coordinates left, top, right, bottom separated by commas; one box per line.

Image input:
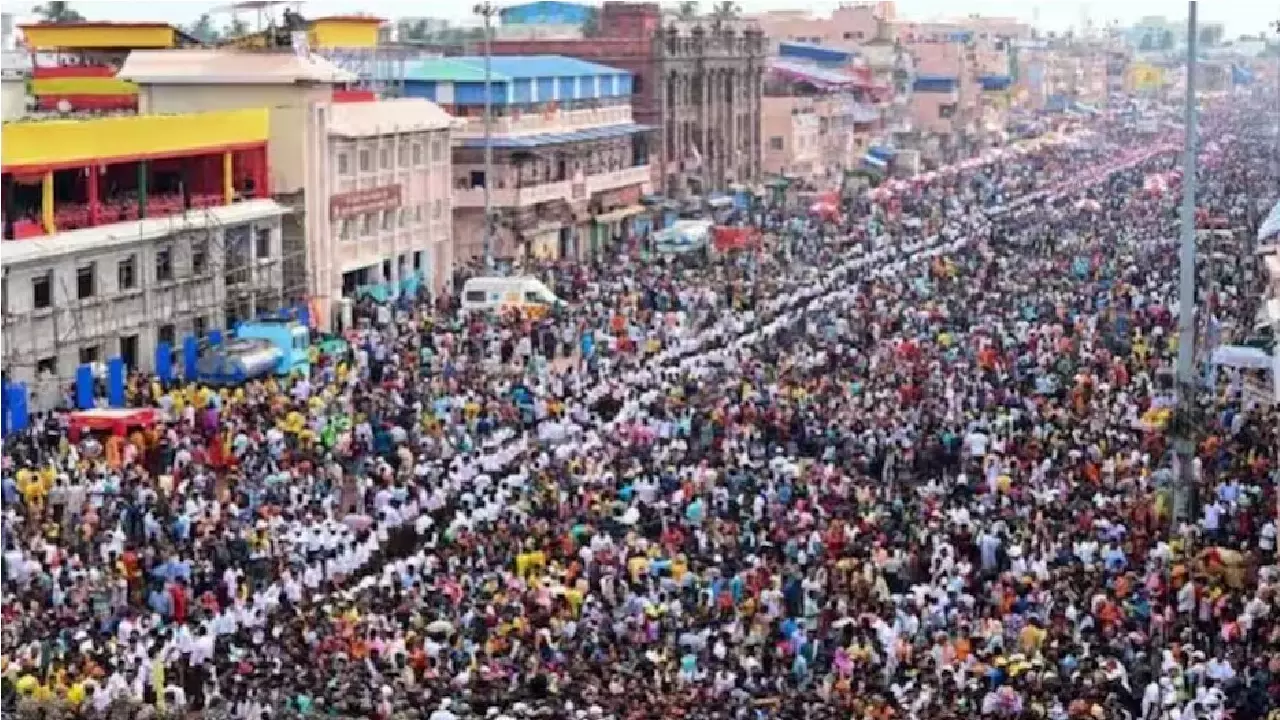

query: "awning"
left=767, top=58, right=858, bottom=88
left=457, top=122, right=656, bottom=149
left=861, top=154, right=888, bottom=171
left=592, top=204, right=646, bottom=224
left=707, top=195, right=734, bottom=208
left=866, top=146, right=896, bottom=162
left=979, top=74, right=1012, bottom=92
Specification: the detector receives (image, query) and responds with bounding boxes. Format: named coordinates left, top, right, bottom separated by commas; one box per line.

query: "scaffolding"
left=0, top=202, right=308, bottom=410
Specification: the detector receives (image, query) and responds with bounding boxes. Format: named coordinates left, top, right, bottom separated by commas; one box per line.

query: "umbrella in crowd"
left=2, top=97, right=1279, bottom=720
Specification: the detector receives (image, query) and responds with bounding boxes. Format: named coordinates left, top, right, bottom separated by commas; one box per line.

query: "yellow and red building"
left=20, top=21, right=198, bottom=112
left=2, top=109, right=270, bottom=239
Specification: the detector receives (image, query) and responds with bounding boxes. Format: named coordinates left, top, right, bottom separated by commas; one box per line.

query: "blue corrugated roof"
left=458, top=122, right=655, bottom=149
left=450, top=55, right=629, bottom=79
left=778, top=42, right=856, bottom=64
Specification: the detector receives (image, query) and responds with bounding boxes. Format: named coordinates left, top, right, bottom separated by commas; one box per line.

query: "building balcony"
left=455, top=104, right=634, bottom=138
left=454, top=164, right=651, bottom=209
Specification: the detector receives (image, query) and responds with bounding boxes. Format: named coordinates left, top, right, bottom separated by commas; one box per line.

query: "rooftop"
left=1, top=200, right=289, bottom=269
left=328, top=98, right=458, bottom=137
left=2, top=108, right=269, bottom=172
left=406, top=55, right=630, bottom=83
left=19, top=22, right=197, bottom=49
left=118, top=49, right=357, bottom=85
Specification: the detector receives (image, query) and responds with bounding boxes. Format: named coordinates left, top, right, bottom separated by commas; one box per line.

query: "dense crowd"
left=3, top=98, right=1279, bottom=720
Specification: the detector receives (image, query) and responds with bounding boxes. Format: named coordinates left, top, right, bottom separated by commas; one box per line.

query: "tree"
left=186, top=14, right=219, bottom=43
left=32, top=1, right=84, bottom=23
left=711, top=1, right=740, bottom=21
left=223, top=17, right=250, bottom=39
left=582, top=6, right=601, bottom=37
left=676, top=1, right=700, bottom=20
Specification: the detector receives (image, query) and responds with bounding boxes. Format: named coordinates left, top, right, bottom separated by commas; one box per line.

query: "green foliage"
left=32, top=1, right=84, bottom=24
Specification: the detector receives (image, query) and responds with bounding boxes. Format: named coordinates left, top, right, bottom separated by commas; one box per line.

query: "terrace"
left=2, top=109, right=270, bottom=239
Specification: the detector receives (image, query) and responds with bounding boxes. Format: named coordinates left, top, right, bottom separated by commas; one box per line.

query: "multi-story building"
left=18, top=21, right=198, bottom=113
left=0, top=110, right=288, bottom=405
left=762, top=44, right=882, bottom=183
left=119, top=46, right=457, bottom=329
left=402, top=55, right=652, bottom=261
left=327, top=99, right=457, bottom=300
left=473, top=2, right=766, bottom=199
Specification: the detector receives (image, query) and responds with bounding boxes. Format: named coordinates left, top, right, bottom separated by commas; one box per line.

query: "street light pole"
left=474, top=1, right=497, bottom=271
left=1172, top=0, right=1199, bottom=527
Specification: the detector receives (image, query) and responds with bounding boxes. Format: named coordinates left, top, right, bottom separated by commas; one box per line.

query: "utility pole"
left=474, top=1, right=498, bottom=271
left=1171, top=0, right=1199, bottom=527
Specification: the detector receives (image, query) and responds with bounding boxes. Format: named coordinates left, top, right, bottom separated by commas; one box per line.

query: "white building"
left=1, top=200, right=288, bottom=406
left=327, top=98, right=457, bottom=299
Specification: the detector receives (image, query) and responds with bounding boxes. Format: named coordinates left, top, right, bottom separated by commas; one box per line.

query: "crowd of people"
left=3, top=96, right=1279, bottom=720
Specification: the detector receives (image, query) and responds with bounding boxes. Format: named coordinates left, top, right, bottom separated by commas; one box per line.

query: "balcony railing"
left=456, top=105, right=634, bottom=137
left=454, top=164, right=651, bottom=209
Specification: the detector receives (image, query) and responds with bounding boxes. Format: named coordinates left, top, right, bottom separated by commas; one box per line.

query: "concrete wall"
left=137, top=83, right=334, bottom=196
left=329, top=127, right=454, bottom=293
left=761, top=96, right=820, bottom=179
left=1, top=215, right=283, bottom=402
left=1, top=76, right=26, bottom=120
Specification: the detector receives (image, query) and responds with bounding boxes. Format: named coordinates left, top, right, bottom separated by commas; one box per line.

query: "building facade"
left=761, top=48, right=883, bottom=184
left=474, top=2, right=765, bottom=200
left=0, top=109, right=288, bottom=404
left=327, top=98, right=456, bottom=299
left=403, top=55, right=652, bottom=261
left=654, top=19, right=767, bottom=197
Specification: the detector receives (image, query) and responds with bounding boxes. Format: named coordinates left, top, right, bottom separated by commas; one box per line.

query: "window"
left=76, top=263, right=96, bottom=300
left=398, top=207, right=409, bottom=227
left=769, top=136, right=784, bottom=151
left=470, top=170, right=486, bottom=188
left=415, top=205, right=424, bottom=223
left=431, top=138, right=444, bottom=162
left=255, top=227, right=272, bottom=259
left=413, top=251, right=423, bottom=270
left=359, top=149, right=371, bottom=172
left=524, top=291, right=548, bottom=304
left=361, top=213, right=375, bottom=235
left=433, top=199, right=443, bottom=219
left=398, top=142, right=410, bottom=167
left=938, top=104, right=956, bottom=119
left=192, top=315, right=207, bottom=337
left=339, top=218, right=354, bottom=240
left=78, top=345, right=99, bottom=365
left=382, top=210, right=394, bottom=231
left=412, top=143, right=424, bottom=165
left=464, top=290, right=487, bottom=303
left=381, top=259, right=392, bottom=281
left=338, top=153, right=351, bottom=175
left=192, top=243, right=208, bottom=275
left=36, top=355, right=57, bottom=377
left=156, top=248, right=173, bottom=282
left=158, top=324, right=176, bottom=348
left=119, top=334, right=138, bottom=370
left=117, top=256, right=137, bottom=290
left=843, top=31, right=854, bottom=39
left=380, top=147, right=391, bottom=169
left=32, top=272, right=52, bottom=309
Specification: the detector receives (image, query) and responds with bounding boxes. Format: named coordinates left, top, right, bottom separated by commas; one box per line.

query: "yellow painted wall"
left=20, top=24, right=177, bottom=49
left=309, top=18, right=381, bottom=48
left=30, top=76, right=138, bottom=97
left=2, top=108, right=270, bottom=170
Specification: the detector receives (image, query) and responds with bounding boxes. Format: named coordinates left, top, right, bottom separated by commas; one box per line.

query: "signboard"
left=330, top=185, right=402, bottom=219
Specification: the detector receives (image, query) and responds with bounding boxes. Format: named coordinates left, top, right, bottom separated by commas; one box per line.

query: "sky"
left=12, top=0, right=1277, bottom=39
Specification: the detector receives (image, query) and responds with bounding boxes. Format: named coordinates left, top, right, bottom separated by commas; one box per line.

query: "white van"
left=460, top=276, right=563, bottom=317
